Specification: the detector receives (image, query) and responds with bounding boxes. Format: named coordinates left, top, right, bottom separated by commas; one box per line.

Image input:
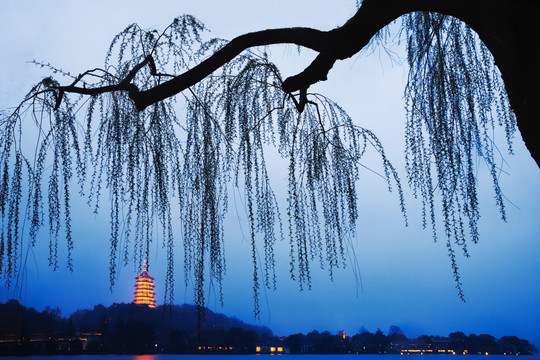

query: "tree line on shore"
left=0, top=299, right=536, bottom=355
left=284, top=328, right=536, bottom=355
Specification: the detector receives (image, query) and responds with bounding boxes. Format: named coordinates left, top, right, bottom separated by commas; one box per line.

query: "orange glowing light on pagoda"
left=133, top=260, right=156, bottom=308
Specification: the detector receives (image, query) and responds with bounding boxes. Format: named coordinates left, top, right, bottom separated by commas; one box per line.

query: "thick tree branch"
left=130, top=28, right=335, bottom=111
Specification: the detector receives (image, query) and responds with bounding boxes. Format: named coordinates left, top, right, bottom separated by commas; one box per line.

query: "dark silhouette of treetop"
left=0, top=0, right=536, bottom=315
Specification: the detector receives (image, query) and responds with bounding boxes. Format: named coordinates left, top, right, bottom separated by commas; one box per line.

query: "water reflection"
left=133, top=355, right=156, bottom=360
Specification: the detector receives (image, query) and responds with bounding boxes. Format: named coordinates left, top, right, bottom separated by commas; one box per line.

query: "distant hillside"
left=70, top=302, right=272, bottom=337
left=0, top=299, right=275, bottom=354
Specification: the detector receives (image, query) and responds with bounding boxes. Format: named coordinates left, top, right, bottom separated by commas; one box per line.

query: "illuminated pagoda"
left=133, top=260, right=156, bottom=308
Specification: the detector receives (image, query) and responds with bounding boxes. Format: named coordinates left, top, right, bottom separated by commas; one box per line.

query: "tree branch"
left=53, top=55, right=154, bottom=109
left=281, top=54, right=337, bottom=94
left=130, top=28, right=335, bottom=111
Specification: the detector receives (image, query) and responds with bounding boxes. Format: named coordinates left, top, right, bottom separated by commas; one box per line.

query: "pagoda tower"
left=133, top=260, right=156, bottom=308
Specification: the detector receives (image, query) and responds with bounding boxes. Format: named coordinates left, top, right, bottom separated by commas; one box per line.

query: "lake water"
left=2, top=355, right=539, bottom=360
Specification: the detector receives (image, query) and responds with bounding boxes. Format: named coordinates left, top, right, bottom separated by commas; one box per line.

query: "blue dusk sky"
left=1, top=0, right=539, bottom=346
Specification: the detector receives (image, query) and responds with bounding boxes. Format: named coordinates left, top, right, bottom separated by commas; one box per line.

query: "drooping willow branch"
left=0, top=0, right=528, bottom=314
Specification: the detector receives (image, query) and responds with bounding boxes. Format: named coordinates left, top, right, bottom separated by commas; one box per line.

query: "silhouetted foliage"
left=498, top=335, right=537, bottom=355
left=449, top=331, right=468, bottom=353
left=1, top=0, right=535, bottom=313
left=388, top=325, right=407, bottom=343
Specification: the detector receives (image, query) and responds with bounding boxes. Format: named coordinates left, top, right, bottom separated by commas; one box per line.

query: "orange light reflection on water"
left=133, top=355, right=156, bottom=360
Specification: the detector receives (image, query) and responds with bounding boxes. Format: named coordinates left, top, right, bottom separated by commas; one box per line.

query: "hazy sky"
left=1, top=0, right=539, bottom=346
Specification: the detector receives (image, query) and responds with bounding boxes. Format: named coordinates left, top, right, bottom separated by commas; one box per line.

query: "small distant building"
left=80, top=332, right=102, bottom=351
left=133, top=260, right=156, bottom=308
left=255, top=343, right=290, bottom=354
